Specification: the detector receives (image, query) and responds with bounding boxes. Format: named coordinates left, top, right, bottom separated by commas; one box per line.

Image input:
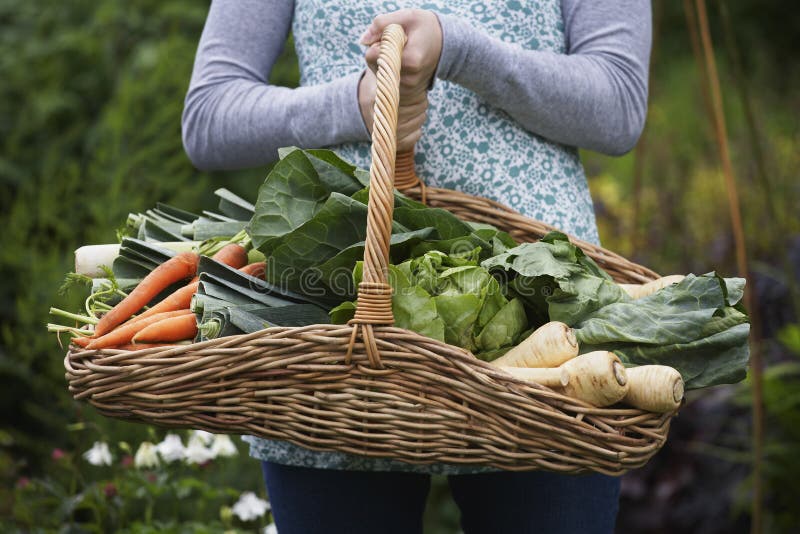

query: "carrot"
left=133, top=281, right=199, bottom=321
left=71, top=336, right=91, bottom=348
left=87, top=310, right=192, bottom=350
left=93, top=252, right=199, bottom=337
left=134, top=245, right=247, bottom=319
left=211, top=243, right=248, bottom=270
left=188, top=243, right=250, bottom=284
left=239, top=261, right=266, bottom=279
left=132, top=313, right=198, bottom=343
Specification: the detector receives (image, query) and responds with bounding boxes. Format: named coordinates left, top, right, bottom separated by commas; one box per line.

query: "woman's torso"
left=293, top=0, right=599, bottom=243
left=246, top=0, right=599, bottom=474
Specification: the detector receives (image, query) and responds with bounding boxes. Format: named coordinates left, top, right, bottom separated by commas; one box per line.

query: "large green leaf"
left=247, top=150, right=338, bottom=249
left=483, top=233, right=627, bottom=326
left=305, top=149, right=369, bottom=189
left=393, top=206, right=474, bottom=240
left=316, top=228, right=437, bottom=300
left=246, top=148, right=497, bottom=307
left=261, top=192, right=370, bottom=299
left=574, top=275, right=739, bottom=344
left=482, top=239, right=583, bottom=281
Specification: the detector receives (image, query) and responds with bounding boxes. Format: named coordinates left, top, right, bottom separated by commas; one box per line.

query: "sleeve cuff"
left=330, top=70, right=371, bottom=142
left=433, top=12, right=476, bottom=83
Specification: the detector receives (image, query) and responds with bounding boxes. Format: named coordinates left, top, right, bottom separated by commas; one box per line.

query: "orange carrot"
left=132, top=313, right=198, bottom=343
left=87, top=310, right=192, bottom=350
left=134, top=245, right=245, bottom=319
left=211, top=243, right=248, bottom=270
left=71, top=336, right=91, bottom=348
left=239, top=261, right=266, bottom=279
left=93, top=253, right=199, bottom=337
left=188, top=243, right=249, bottom=283
left=133, top=281, right=200, bottom=321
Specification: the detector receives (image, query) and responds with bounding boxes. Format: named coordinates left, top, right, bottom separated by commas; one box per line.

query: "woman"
left=183, top=1, right=651, bottom=533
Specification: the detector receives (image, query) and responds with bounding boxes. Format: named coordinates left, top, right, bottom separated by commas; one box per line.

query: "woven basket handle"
left=346, top=24, right=409, bottom=368
left=395, top=150, right=426, bottom=201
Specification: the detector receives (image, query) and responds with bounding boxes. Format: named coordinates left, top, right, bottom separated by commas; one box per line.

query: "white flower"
left=155, top=434, right=185, bottom=463
left=210, top=435, right=238, bottom=458
left=232, top=491, right=270, bottom=522
left=134, top=441, right=160, bottom=469
left=184, top=434, right=215, bottom=464
left=263, top=523, right=278, bottom=534
left=191, top=429, right=215, bottom=446
left=83, top=441, right=112, bottom=466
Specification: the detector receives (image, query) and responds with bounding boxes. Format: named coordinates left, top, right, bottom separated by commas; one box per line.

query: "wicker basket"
left=65, top=25, right=675, bottom=475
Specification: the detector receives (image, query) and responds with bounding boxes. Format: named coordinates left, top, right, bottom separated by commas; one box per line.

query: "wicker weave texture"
left=67, top=324, right=672, bottom=475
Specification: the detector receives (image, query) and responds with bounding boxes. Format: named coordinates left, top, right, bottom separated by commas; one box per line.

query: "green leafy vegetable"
left=331, top=250, right=527, bottom=354
left=195, top=256, right=315, bottom=308
left=482, top=231, right=625, bottom=326
left=246, top=148, right=516, bottom=305
left=127, top=189, right=253, bottom=243
left=246, top=148, right=365, bottom=250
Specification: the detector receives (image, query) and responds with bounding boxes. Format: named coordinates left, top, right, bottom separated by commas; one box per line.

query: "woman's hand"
left=360, top=9, right=443, bottom=93
left=357, top=9, right=442, bottom=152
left=358, top=68, right=428, bottom=152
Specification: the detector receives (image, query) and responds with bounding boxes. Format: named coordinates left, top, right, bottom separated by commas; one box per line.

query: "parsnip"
left=619, top=275, right=686, bottom=299
left=623, top=365, right=684, bottom=412
left=500, top=351, right=629, bottom=407
left=491, top=321, right=578, bottom=368
left=496, top=366, right=570, bottom=389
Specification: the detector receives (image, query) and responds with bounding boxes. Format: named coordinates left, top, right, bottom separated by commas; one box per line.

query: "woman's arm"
left=182, top=0, right=368, bottom=171
left=436, top=0, right=652, bottom=155
left=363, top=1, right=651, bottom=156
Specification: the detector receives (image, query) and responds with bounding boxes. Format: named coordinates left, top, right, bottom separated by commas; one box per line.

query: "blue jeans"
left=261, top=461, right=620, bottom=534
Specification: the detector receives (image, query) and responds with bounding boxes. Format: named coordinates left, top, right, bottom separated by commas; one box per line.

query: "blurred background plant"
left=0, top=0, right=797, bottom=532
left=4, top=428, right=275, bottom=532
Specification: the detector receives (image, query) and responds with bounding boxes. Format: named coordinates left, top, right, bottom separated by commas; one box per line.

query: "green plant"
left=735, top=326, right=800, bottom=533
